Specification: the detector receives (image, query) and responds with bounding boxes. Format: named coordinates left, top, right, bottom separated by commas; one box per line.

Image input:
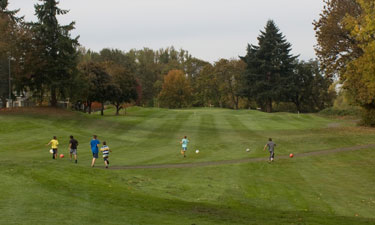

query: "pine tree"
left=241, top=20, right=297, bottom=112
left=31, top=0, right=79, bottom=106
left=0, top=0, right=22, bottom=107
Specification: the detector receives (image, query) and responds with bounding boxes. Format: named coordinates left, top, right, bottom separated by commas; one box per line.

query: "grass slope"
left=0, top=107, right=374, bottom=225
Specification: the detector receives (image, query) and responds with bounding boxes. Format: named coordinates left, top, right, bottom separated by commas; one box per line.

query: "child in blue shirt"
left=180, top=136, right=189, bottom=158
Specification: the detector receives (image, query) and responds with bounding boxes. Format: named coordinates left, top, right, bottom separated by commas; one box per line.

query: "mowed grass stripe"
left=224, top=114, right=265, bottom=152
left=105, top=112, right=169, bottom=150
left=118, top=110, right=193, bottom=165
left=195, top=113, right=223, bottom=159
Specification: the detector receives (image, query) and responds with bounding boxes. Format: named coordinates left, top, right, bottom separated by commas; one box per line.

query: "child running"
left=100, top=141, right=112, bottom=168
left=264, top=138, right=276, bottom=162
left=90, top=135, right=100, bottom=167
left=180, top=136, right=189, bottom=158
left=69, top=135, right=79, bottom=164
left=47, top=136, right=59, bottom=160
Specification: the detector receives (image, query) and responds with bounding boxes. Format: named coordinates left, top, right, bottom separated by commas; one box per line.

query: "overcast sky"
left=8, top=0, right=325, bottom=63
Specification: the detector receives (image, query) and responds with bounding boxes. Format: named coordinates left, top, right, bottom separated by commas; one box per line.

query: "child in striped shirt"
left=100, top=141, right=112, bottom=168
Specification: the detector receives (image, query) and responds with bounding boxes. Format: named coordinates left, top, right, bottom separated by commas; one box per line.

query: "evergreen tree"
left=31, top=0, right=79, bottom=106
left=241, top=20, right=297, bottom=112
left=0, top=0, right=23, bottom=107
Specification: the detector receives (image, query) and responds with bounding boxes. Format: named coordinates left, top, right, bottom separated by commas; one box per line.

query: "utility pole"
left=8, top=57, right=11, bottom=108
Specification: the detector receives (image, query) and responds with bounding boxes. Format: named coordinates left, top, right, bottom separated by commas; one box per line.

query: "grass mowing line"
left=107, top=143, right=375, bottom=170
left=193, top=113, right=227, bottom=158
left=121, top=111, right=193, bottom=164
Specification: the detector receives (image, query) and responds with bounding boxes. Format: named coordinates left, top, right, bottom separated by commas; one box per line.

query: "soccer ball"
left=59, top=154, right=64, bottom=158
left=246, top=148, right=250, bottom=152
left=49, top=149, right=53, bottom=154
left=195, top=149, right=199, bottom=154
left=289, top=153, right=294, bottom=158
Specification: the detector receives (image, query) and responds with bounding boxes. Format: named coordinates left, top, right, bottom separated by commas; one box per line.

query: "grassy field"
left=0, top=107, right=374, bottom=225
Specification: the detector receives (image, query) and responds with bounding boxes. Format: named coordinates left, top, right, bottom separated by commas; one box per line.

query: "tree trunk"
left=39, top=89, right=44, bottom=106
left=295, top=101, right=301, bottom=113
left=234, top=96, right=239, bottom=110
left=87, top=101, right=92, bottom=114
left=0, top=96, right=7, bottom=108
left=115, top=102, right=122, bottom=116
left=266, top=99, right=272, bottom=113
left=51, top=86, right=57, bottom=107
left=293, top=95, right=301, bottom=113
left=101, top=102, right=104, bottom=116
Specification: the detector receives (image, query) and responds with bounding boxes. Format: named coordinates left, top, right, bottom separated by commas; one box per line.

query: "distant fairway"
left=0, top=107, right=374, bottom=225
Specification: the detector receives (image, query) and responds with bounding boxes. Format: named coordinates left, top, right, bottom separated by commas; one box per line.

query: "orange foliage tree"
left=158, top=70, right=192, bottom=108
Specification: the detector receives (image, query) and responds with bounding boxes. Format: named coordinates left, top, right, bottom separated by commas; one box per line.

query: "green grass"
left=0, top=107, right=374, bottom=224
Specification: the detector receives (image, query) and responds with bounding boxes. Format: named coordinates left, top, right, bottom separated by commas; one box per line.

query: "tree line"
left=1, top=0, right=336, bottom=115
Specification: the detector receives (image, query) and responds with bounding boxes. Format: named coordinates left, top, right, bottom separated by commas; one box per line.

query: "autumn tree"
left=341, top=0, right=375, bottom=125
left=313, top=0, right=362, bottom=78
left=158, top=70, right=192, bottom=108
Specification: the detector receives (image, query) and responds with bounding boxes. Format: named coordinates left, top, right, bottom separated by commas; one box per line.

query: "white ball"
left=246, top=148, right=250, bottom=152
left=49, top=149, right=54, bottom=154
left=195, top=149, right=199, bottom=154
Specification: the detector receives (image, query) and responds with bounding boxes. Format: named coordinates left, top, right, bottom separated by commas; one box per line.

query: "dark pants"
left=269, top=151, right=274, bottom=160
left=52, top=149, right=57, bottom=159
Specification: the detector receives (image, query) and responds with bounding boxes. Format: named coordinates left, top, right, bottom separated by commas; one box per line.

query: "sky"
left=8, top=0, right=325, bottom=63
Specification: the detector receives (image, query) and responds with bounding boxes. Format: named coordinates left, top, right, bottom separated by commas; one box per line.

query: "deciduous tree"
left=105, top=63, right=138, bottom=115
left=342, top=0, right=375, bottom=125
left=313, top=0, right=362, bottom=77
left=213, top=59, right=246, bottom=109
left=158, top=70, right=192, bottom=108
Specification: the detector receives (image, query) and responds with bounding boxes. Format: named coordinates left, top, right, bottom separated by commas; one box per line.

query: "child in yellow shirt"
left=47, top=136, right=59, bottom=159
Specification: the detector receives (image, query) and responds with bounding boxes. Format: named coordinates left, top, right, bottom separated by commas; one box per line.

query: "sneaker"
left=105, top=166, right=108, bottom=168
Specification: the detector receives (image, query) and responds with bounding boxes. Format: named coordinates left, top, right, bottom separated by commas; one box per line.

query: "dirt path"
left=108, top=144, right=375, bottom=170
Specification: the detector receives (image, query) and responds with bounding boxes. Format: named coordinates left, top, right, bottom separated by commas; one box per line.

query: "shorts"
left=182, top=147, right=187, bottom=151
left=103, top=156, right=109, bottom=161
left=52, top=148, right=58, bottom=154
left=70, top=149, right=77, bottom=155
left=92, top=152, right=98, bottom=158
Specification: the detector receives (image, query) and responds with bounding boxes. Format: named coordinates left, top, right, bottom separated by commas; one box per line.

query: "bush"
left=273, top=102, right=298, bottom=113
left=359, top=107, right=375, bottom=127
left=319, top=107, right=360, bottom=117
